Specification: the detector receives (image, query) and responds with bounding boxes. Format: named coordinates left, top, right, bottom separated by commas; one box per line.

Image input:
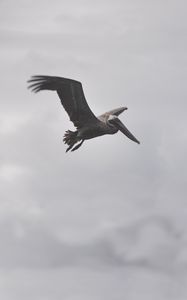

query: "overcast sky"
left=0, top=0, right=187, bottom=299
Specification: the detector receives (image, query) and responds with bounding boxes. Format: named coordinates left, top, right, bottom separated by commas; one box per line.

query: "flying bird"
left=27, top=75, right=140, bottom=152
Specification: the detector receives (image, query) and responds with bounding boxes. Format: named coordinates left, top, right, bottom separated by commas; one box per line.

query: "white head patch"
left=108, top=114, right=118, bottom=121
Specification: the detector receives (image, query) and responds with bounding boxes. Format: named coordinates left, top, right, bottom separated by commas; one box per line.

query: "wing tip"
left=27, top=75, right=50, bottom=93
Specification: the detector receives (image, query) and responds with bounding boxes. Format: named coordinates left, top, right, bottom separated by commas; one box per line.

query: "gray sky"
left=0, top=0, right=187, bottom=299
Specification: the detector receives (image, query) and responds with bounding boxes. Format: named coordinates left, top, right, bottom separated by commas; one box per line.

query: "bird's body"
left=77, top=118, right=118, bottom=139
left=27, top=75, right=140, bottom=152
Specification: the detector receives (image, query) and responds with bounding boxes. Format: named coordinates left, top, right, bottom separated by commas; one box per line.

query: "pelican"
left=27, top=75, right=140, bottom=152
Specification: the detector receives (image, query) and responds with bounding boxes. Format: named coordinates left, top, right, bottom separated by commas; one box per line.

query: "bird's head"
left=107, top=115, right=119, bottom=128
left=107, top=114, right=118, bottom=123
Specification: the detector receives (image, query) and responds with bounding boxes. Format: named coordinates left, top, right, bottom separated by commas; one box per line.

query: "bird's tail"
left=63, top=130, right=78, bottom=146
left=63, top=130, right=80, bottom=152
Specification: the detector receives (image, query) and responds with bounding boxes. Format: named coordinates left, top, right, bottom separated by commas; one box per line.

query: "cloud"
left=0, top=213, right=186, bottom=272
left=0, top=163, right=29, bottom=182
left=0, top=2, right=187, bottom=300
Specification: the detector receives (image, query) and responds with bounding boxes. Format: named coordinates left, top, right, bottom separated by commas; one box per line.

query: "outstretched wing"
left=27, top=75, right=98, bottom=128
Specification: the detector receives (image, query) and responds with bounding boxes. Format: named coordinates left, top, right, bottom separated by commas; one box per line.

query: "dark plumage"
left=28, top=75, right=140, bottom=152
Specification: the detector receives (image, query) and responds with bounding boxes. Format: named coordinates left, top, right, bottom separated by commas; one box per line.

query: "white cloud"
left=0, top=114, right=31, bottom=135
left=0, top=164, right=29, bottom=182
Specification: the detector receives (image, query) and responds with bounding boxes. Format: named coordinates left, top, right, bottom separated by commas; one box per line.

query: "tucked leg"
left=66, top=143, right=75, bottom=152
left=71, top=140, right=84, bottom=152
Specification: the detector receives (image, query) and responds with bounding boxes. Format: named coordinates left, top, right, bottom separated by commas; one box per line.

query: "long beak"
left=112, top=118, right=140, bottom=144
